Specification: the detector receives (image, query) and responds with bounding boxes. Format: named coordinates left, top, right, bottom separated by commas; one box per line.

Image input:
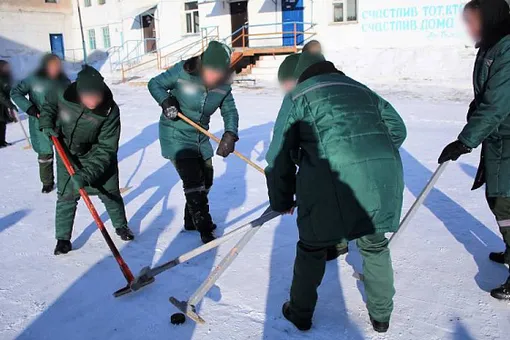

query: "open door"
left=282, top=0, right=304, bottom=47
left=142, top=14, right=157, bottom=53
left=49, top=34, right=65, bottom=60
left=230, top=1, right=248, bottom=48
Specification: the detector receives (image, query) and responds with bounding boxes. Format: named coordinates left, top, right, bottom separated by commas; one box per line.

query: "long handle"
left=177, top=112, right=265, bottom=174
left=389, top=161, right=449, bottom=248
left=51, top=136, right=135, bottom=284
left=12, top=109, right=31, bottom=149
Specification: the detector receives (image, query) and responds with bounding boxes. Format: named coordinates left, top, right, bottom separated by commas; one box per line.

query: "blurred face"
left=280, top=80, right=296, bottom=93
left=308, top=44, right=322, bottom=54
left=464, top=8, right=482, bottom=42
left=46, top=58, right=62, bottom=79
left=79, top=92, right=104, bottom=110
left=1, top=63, right=11, bottom=75
left=202, top=67, right=225, bottom=87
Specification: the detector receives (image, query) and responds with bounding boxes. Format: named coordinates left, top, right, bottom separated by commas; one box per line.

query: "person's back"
left=265, top=53, right=406, bottom=332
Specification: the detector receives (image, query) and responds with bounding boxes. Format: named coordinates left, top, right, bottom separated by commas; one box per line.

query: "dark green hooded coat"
left=0, top=61, right=15, bottom=124
left=459, top=0, right=510, bottom=197
left=265, top=61, right=406, bottom=247
left=148, top=56, right=239, bottom=160
left=11, top=54, right=70, bottom=154
left=39, top=82, right=121, bottom=195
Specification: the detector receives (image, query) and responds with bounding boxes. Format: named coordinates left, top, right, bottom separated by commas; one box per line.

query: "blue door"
left=282, top=0, right=304, bottom=46
left=49, top=34, right=65, bottom=60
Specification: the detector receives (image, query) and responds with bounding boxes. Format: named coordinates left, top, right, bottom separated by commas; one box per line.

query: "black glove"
left=438, top=140, right=472, bottom=164
left=161, top=97, right=180, bottom=120
left=26, top=105, right=40, bottom=118
left=216, top=131, right=238, bottom=158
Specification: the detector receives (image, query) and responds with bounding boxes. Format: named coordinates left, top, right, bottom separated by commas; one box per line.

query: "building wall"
left=0, top=0, right=74, bottom=78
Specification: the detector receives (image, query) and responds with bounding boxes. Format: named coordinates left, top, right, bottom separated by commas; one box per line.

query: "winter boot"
left=186, top=191, right=216, bottom=244
left=490, top=277, right=510, bottom=301
left=116, top=226, right=135, bottom=241
left=54, top=240, right=72, bottom=255
left=0, top=142, right=12, bottom=148
left=42, top=183, right=55, bottom=194
left=489, top=252, right=506, bottom=264
left=369, top=315, right=389, bottom=333
left=326, top=244, right=349, bottom=261
left=282, top=301, right=312, bottom=331
left=184, top=204, right=217, bottom=231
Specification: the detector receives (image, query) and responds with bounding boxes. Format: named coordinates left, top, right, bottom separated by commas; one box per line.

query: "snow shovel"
left=115, top=207, right=280, bottom=298
left=353, top=161, right=450, bottom=281
left=51, top=136, right=144, bottom=296
left=177, top=112, right=265, bottom=175
left=169, top=206, right=286, bottom=324
left=11, top=109, right=31, bottom=150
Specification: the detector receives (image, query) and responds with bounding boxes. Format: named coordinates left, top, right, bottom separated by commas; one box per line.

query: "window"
left=102, top=26, right=111, bottom=49
left=333, top=0, right=357, bottom=23
left=84, top=0, right=91, bottom=7
left=184, top=1, right=199, bottom=34
left=45, top=0, right=58, bottom=3
left=98, top=0, right=106, bottom=5
left=88, top=29, right=96, bottom=50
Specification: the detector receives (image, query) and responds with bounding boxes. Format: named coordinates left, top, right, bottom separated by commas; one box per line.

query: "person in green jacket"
left=0, top=60, right=17, bottom=148
left=148, top=41, right=239, bottom=244
left=266, top=52, right=406, bottom=333
left=277, top=53, right=349, bottom=261
left=40, top=65, right=134, bottom=255
left=11, top=54, right=70, bottom=193
left=438, top=0, right=510, bottom=301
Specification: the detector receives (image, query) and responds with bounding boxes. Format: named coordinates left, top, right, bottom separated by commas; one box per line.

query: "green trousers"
left=289, top=233, right=394, bottom=323
left=55, top=191, right=128, bottom=241
left=38, top=153, right=54, bottom=186
left=487, top=196, right=510, bottom=265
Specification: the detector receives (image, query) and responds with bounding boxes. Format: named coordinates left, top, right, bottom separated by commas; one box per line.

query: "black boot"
left=490, top=277, right=510, bottom=301
left=54, top=240, right=72, bottom=255
left=326, top=244, right=348, bottom=261
left=370, top=315, right=389, bottom=333
left=184, top=204, right=217, bottom=231
left=489, top=252, right=506, bottom=264
left=186, top=191, right=216, bottom=244
left=41, top=183, right=55, bottom=194
left=116, top=226, right=135, bottom=241
left=282, top=301, right=312, bottom=331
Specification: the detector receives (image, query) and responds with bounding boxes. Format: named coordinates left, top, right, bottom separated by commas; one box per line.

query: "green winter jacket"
left=148, top=57, right=239, bottom=160
left=39, top=83, right=122, bottom=196
left=266, top=62, right=406, bottom=247
left=11, top=73, right=69, bottom=155
left=0, top=75, right=15, bottom=124
left=459, top=35, right=510, bottom=197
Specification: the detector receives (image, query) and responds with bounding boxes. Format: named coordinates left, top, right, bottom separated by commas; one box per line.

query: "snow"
left=0, top=82, right=509, bottom=340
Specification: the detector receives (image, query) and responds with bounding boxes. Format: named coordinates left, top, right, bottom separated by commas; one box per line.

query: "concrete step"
left=259, top=54, right=289, bottom=61
left=256, top=59, right=285, bottom=68
left=250, top=67, right=278, bottom=75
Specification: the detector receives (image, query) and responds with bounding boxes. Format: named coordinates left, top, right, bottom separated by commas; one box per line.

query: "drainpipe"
left=77, top=0, right=87, bottom=65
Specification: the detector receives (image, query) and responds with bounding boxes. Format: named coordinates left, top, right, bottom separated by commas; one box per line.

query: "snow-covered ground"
left=0, top=82, right=509, bottom=340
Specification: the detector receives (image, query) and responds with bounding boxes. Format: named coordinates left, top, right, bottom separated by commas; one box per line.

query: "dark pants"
left=487, top=195, right=510, bottom=267
left=55, top=191, right=128, bottom=241
left=173, top=157, right=214, bottom=232
left=0, top=122, right=6, bottom=144
left=38, top=153, right=54, bottom=186
left=289, top=233, right=394, bottom=323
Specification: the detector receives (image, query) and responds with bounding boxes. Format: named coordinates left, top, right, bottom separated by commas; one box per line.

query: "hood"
left=64, top=82, right=115, bottom=116
left=477, top=0, right=510, bottom=48
left=297, top=60, right=344, bottom=84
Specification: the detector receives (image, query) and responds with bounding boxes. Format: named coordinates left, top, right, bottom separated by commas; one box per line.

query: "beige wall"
left=0, top=0, right=73, bottom=13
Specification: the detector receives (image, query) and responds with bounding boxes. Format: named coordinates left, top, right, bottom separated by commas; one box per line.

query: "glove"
left=26, top=106, right=40, bottom=118
left=42, top=127, right=59, bottom=138
left=216, top=131, right=239, bottom=158
left=71, top=172, right=87, bottom=190
left=438, top=140, right=472, bottom=164
left=161, top=97, right=180, bottom=120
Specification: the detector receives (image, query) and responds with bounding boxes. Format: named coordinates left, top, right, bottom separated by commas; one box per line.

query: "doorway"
left=142, top=14, right=157, bottom=53
left=230, top=1, right=248, bottom=48
left=282, top=0, right=304, bottom=46
left=49, top=34, right=65, bottom=60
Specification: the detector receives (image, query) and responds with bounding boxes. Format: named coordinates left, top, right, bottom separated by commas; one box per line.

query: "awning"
left=124, top=2, right=158, bottom=19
